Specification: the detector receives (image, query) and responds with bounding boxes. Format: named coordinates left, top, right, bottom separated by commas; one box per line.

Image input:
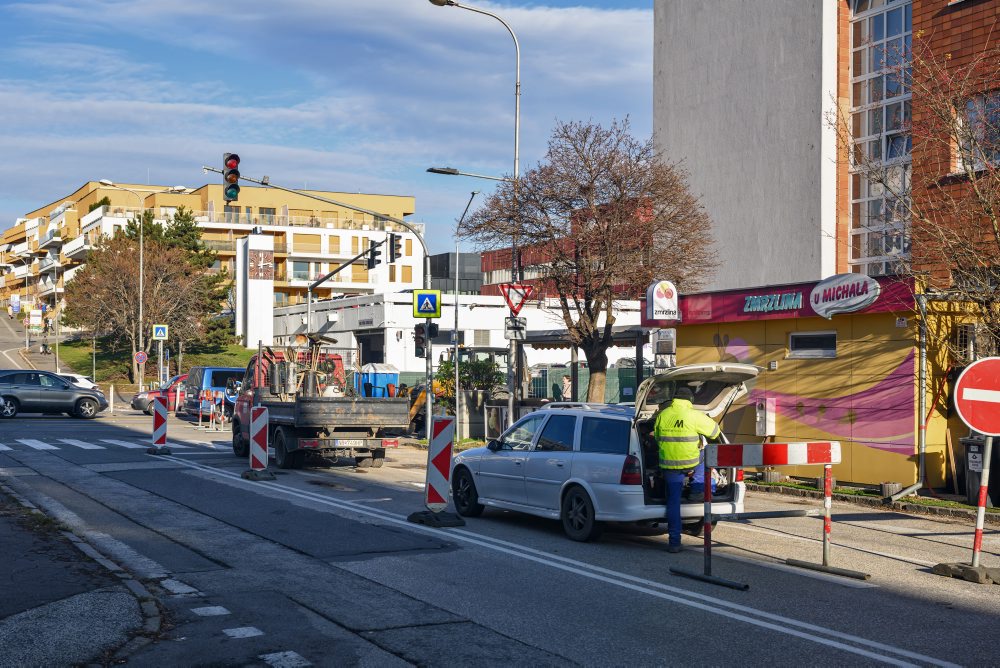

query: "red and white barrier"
left=425, top=416, right=455, bottom=512
left=706, top=441, right=841, bottom=468
left=250, top=407, right=269, bottom=471
left=148, top=396, right=170, bottom=454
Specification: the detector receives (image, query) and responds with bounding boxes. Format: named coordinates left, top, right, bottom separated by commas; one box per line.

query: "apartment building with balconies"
left=0, top=180, right=426, bottom=318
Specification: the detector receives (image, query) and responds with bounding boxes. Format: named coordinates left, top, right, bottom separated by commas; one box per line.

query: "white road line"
left=16, top=439, right=59, bottom=451
left=160, top=578, right=199, bottom=595
left=59, top=439, right=105, bottom=450
left=259, top=651, right=311, bottom=668
left=100, top=439, right=146, bottom=450
left=223, top=626, right=264, bottom=638
left=191, top=606, right=230, bottom=617
left=0, top=443, right=11, bottom=451
left=164, top=456, right=956, bottom=668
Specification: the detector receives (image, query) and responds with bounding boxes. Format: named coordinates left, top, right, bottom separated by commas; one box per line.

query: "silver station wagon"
left=451, top=363, right=759, bottom=541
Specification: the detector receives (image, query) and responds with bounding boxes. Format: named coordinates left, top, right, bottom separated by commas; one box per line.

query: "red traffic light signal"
left=223, top=153, right=241, bottom=203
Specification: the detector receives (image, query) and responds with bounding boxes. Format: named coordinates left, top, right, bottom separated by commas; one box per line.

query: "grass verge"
left=58, top=337, right=254, bottom=383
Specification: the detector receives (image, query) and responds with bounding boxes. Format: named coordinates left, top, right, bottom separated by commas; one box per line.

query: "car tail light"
left=300, top=439, right=319, bottom=449
left=381, top=438, right=399, bottom=448
left=735, top=468, right=745, bottom=481
left=620, top=454, right=642, bottom=485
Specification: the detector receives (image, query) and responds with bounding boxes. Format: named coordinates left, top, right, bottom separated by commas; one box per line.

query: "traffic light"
left=366, top=239, right=382, bottom=269
left=427, top=323, right=439, bottom=339
left=223, top=153, right=240, bottom=203
left=414, top=323, right=427, bottom=357
left=388, top=233, right=402, bottom=263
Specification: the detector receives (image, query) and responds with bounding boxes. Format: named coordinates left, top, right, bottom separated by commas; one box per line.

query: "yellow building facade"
left=0, top=181, right=424, bottom=318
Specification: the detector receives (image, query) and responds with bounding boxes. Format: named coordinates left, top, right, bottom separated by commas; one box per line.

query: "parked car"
left=131, top=374, right=188, bottom=415
left=59, top=373, right=100, bottom=391
left=450, top=363, right=759, bottom=541
left=181, top=366, right=244, bottom=418
left=0, top=369, right=108, bottom=419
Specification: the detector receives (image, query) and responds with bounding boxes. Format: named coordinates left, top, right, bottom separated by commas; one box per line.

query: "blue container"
left=355, top=363, right=400, bottom=397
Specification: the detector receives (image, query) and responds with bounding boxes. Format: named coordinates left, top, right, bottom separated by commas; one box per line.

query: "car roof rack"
left=540, top=402, right=633, bottom=413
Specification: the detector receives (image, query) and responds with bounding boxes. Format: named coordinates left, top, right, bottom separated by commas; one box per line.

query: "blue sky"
left=0, top=0, right=653, bottom=253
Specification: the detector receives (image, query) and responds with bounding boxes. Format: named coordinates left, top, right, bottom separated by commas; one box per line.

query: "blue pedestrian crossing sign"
left=412, top=290, right=442, bottom=319
left=152, top=324, right=169, bottom=341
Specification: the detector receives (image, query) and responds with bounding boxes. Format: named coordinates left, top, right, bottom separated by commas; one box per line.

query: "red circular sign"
left=954, top=357, right=1000, bottom=436
left=134, top=351, right=148, bottom=365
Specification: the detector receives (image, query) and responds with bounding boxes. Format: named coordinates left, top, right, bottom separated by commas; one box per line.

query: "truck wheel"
left=232, top=421, right=248, bottom=457
left=371, top=457, right=385, bottom=468
left=355, top=456, right=373, bottom=468
left=275, top=428, right=294, bottom=469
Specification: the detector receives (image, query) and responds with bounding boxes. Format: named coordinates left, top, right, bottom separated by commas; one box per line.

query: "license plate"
left=335, top=439, right=365, bottom=448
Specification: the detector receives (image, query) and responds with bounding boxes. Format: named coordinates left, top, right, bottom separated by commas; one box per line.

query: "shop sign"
left=742, top=291, right=803, bottom=314
left=645, top=280, right=680, bottom=322
left=810, top=274, right=881, bottom=319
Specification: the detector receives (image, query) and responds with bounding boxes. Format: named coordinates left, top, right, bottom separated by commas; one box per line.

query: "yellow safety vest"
left=653, top=398, right=721, bottom=470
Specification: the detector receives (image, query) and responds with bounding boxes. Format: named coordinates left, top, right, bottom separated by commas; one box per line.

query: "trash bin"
left=355, top=364, right=399, bottom=397
left=962, top=436, right=999, bottom=507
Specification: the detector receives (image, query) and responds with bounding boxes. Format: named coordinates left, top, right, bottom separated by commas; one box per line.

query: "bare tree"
left=833, top=32, right=1000, bottom=360
left=460, top=119, right=716, bottom=400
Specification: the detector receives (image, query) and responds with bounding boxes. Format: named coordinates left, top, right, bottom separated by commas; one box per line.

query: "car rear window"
left=209, top=370, right=243, bottom=387
left=579, top=417, right=631, bottom=455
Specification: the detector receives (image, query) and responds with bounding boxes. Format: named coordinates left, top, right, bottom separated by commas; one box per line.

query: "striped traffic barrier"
left=214, top=391, right=226, bottom=431
left=672, top=440, right=868, bottom=590
left=407, top=416, right=465, bottom=528
left=147, top=396, right=171, bottom=455
left=241, top=406, right=275, bottom=481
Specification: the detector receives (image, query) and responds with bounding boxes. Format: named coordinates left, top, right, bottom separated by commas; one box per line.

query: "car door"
left=37, top=373, right=75, bottom=412
left=523, top=413, right=578, bottom=510
left=476, top=413, right=544, bottom=505
left=9, top=372, right=41, bottom=410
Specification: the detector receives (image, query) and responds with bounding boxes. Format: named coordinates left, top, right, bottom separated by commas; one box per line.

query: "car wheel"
left=452, top=467, right=484, bottom=518
left=232, top=421, right=248, bottom=457
left=76, top=398, right=99, bottom=419
left=355, top=456, right=373, bottom=468
left=561, top=486, right=603, bottom=542
left=0, top=397, right=18, bottom=419
left=144, top=404, right=154, bottom=416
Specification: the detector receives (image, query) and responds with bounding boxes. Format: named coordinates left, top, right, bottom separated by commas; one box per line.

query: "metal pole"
left=972, top=436, right=993, bottom=568
left=823, top=463, right=832, bottom=567
left=54, top=265, right=60, bottom=373
left=455, top=242, right=461, bottom=441
left=425, top=252, right=433, bottom=444
left=92, top=333, right=96, bottom=380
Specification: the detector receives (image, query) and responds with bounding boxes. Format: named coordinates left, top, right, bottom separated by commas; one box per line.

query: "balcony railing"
left=62, top=235, right=90, bottom=258
left=202, top=239, right=288, bottom=254
left=38, top=256, right=61, bottom=273
left=39, top=228, right=62, bottom=249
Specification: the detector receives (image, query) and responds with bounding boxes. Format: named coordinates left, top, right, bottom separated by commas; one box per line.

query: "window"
left=405, top=238, right=413, bottom=257
left=579, top=418, right=631, bottom=455
left=536, top=415, right=576, bottom=451
left=291, top=261, right=310, bottom=281
left=958, top=93, right=1000, bottom=171
left=788, top=332, right=838, bottom=359
left=39, top=374, right=64, bottom=389
left=402, top=266, right=413, bottom=283
left=224, top=205, right=239, bottom=224
left=501, top=414, right=544, bottom=450
left=260, top=207, right=276, bottom=225
left=389, top=265, right=396, bottom=282
left=329, top=236, right=340, bottom=254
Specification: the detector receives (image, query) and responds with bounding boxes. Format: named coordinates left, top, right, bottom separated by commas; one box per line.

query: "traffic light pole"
left=305, top=240, right=386, bottom=341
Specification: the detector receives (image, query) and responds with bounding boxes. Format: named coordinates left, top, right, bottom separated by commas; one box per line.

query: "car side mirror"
left=487, top=439, right=501, bottom=451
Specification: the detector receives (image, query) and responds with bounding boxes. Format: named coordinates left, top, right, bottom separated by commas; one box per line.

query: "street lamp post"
left=427, top=0, right=521, bottom=426
left=99, top=181, right=187, bottom=390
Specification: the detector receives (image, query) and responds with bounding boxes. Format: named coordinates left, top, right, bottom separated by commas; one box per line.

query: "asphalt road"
left=0, top=409, right=998, bottom=667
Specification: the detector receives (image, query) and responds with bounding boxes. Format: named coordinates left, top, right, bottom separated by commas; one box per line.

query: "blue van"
left=181, top=366, right=245, bottom=418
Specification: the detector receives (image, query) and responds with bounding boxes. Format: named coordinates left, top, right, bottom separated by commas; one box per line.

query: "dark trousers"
left=664, top=469, right=689, bottom=547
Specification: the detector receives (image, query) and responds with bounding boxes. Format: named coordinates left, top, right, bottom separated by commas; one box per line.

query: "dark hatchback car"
left=0, top=369, right=108, bottom=419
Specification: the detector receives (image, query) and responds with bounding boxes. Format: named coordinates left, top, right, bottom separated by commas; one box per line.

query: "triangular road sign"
left=500, top=283, right=535, bottom=316
left=419, top=296, right=435, bottom=313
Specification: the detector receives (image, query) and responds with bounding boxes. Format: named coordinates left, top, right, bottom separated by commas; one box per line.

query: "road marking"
left=164, top=456, right=955, bottom=668
left=160, top=578, right=199, bottom=595
left=59, top=439, right=105, bottom=450
left=17, top=439, right=59, bottom=450
left=191, top=605, right=230, bottom=616
left=223, top=626, right=264, bottom=638
left=259, top=651, right=311, bottom=667
left=100, top=439, right=147, bottom=450
left=0, top=443, right=11, bottom=451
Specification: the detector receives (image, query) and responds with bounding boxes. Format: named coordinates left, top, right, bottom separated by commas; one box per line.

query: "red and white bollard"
left=972, top=436, right=993, bottom=568
left=148, top=396, right=171, bottom=455
left=407, top=415, right=465, bottom=527
left=242, top=406, right=275, bottom=481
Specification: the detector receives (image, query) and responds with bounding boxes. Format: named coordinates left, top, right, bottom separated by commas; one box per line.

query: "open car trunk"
left=632, top=363, right=760, bottom=505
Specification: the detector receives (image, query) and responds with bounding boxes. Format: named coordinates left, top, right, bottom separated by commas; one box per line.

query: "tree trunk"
left=583, top=345, right=609, bottom=403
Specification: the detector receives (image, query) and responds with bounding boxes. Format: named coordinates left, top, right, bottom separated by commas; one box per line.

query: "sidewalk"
left=0, top=487, right=144, bottom=666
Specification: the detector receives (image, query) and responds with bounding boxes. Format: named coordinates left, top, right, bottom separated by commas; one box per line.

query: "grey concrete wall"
left=654, top=0, right=837, bottom=291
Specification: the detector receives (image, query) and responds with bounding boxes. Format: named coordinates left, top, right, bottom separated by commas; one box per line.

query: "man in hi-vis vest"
left=654, top=386, right=722, bottom=553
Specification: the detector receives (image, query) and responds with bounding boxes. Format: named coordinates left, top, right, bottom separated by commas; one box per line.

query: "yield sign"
left=954, top=357, right=1000, bottom=436
left=500, top=283, right=535, bottom=316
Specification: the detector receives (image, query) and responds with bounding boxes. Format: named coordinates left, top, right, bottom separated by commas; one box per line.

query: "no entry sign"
left=954, top=357, right=1000, bottom=436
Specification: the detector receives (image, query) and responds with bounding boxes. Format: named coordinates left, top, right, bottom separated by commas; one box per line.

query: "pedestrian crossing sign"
left=412, top=290, right=442, bottom=319
left=152, top=324, right=169, bottom=341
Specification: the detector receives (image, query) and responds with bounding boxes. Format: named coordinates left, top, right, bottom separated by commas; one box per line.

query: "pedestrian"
left=6, top=305, right=11, bottom=319
left=653, top=385, right=723, bottom=553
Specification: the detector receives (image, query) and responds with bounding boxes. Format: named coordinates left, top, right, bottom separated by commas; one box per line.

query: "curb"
left=746, top=482, right=1000, bottom=526
left=0, top=482, right=164, bottom=661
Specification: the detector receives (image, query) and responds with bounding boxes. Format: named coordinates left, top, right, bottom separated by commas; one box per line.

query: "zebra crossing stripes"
left=59, top=439, right=105, bottom=450
left=0, top=443, right=11, bottom=451
left=17, top=439, right=60, bottom=450
left=100, top=439, right=148, bottom=449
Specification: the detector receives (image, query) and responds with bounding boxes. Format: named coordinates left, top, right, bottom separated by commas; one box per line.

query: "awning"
left=523, top=325, right=648, bottom=350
